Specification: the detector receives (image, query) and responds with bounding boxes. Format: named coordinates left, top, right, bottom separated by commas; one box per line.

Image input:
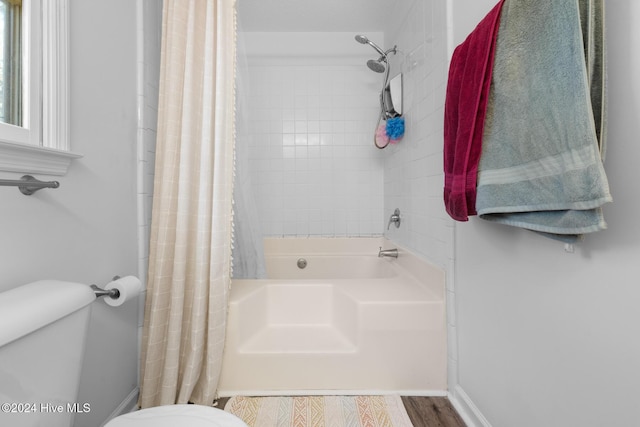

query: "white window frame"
left=0, top=0, right=81, bottom=176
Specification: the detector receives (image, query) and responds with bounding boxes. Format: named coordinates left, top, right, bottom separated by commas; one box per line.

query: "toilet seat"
left=104, top=404, right=248, bottom=427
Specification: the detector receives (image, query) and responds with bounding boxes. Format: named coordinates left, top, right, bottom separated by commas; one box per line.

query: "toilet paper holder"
left=90, top=276, right=121, bottom=300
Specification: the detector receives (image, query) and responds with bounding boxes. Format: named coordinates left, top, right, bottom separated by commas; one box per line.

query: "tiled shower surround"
left=239, top=2, right=452, bottom=263
left=243, top=59, right=385, bottom=237
left=383, top=0, right=452, bottom=267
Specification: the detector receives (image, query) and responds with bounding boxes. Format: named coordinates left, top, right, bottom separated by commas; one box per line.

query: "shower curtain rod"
left=0, top=175, right=60, bottom=195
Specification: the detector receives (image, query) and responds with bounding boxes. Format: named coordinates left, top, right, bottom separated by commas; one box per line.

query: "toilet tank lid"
left=0, top=280, right=95, bottom=348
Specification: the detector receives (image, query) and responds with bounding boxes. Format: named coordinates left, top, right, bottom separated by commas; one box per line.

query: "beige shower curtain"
left=139, top=0, right=236, bottom=408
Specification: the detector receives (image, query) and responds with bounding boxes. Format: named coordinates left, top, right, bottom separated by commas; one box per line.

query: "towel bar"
left=0, top=175, right=60, bottom=195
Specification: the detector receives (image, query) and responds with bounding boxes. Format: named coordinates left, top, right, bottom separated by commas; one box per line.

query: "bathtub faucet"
left=387, top=208, right=401, bottom=230
left=378, top=246, right=398, bottom=258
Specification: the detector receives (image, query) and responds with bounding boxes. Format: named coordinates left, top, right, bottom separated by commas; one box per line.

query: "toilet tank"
left=0, top=280, right=95, bottom=427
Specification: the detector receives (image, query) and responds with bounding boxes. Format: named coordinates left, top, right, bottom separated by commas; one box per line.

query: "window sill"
left=0, top=141, right=82, bottom=176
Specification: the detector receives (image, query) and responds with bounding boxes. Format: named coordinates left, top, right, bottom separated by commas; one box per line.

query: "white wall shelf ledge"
left=0, top=141, right=82, bottom=176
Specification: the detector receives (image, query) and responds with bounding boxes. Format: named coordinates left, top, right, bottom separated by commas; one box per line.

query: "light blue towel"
left=476, top=0, right=611, bottom=242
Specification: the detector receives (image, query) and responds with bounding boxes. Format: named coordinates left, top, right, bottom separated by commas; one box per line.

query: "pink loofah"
left=375, top=123, right=389, bottom=148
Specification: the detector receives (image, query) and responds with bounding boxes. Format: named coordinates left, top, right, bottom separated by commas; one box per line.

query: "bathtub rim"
left=253, top=236, right=445, bottom=299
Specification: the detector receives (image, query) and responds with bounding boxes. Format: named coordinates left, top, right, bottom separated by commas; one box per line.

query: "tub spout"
left=378, top=246, right=398, bottom=258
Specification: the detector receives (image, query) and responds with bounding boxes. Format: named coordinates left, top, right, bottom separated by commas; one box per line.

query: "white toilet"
left=0, top=280, right=247, bottom=427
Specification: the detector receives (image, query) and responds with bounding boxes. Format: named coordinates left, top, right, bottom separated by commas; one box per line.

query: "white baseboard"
left=100, top=387, right=139, bottom=427
left=448, top=385, right=492, bottom=427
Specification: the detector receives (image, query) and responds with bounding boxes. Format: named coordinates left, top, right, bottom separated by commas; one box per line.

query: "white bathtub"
left=218, top=237, right=447, bottom=395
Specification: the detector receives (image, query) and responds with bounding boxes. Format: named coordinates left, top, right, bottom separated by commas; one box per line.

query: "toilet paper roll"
left=104, top=276, right=142, bottom=307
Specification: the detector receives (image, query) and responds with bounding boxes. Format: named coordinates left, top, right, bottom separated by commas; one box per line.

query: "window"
left=0, top=0, right=79, bottom=176
left=0, top=0, right=23, bottom=128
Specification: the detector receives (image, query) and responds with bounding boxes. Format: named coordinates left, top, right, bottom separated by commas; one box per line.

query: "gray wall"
left=450, top=1, right=640, bottom=426
left=0, top=1, right=148, bottom=426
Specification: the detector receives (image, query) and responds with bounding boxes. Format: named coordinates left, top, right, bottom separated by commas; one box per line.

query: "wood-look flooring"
left=401, top=397, right=466, bottom=427
left=216, top=396, right=466, bottom=427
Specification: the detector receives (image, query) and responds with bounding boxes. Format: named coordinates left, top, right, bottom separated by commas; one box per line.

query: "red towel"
left=443, top=0, right=505, bottom=221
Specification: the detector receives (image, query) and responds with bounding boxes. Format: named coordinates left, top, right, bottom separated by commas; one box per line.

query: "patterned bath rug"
left=224, top=395, right=413, bottom=427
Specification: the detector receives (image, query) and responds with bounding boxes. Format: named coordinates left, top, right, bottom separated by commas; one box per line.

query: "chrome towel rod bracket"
left=0, top=175, right=60, bottom=195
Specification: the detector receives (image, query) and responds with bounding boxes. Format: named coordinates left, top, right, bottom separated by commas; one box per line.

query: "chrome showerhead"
left=354, top=34, right=386, bottom=57
left=367, top=59, right=386, bottom=73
